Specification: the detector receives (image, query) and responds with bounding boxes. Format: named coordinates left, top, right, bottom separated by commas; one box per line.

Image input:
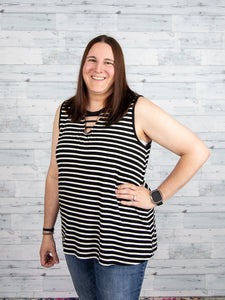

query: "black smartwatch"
left=150, top=189, right=163, bottom=206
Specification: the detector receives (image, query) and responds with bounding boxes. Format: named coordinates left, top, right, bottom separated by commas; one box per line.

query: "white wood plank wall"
left=0, top=0, right=225, bottom=297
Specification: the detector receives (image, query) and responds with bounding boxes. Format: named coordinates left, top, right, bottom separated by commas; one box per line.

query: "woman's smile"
left=91, top=75, right=106, bottom=80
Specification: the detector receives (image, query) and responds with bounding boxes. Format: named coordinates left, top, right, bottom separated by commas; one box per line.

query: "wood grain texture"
left=0, top=0, right=224, bottom=297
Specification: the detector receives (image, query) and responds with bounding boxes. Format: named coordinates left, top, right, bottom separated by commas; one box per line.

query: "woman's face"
left=82, top=42, right=115, bottom=99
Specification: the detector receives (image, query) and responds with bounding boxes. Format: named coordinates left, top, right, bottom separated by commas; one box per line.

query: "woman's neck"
left=87, top=89, right=112, bottom=111
left=86, top=95, right=106, bottom=112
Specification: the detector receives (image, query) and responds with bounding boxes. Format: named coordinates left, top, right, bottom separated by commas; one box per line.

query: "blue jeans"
left=65, top=254, right=148, bottom=300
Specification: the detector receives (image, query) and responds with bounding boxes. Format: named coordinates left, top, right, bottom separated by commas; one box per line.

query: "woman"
left=40, top=35, right=210, bottom=300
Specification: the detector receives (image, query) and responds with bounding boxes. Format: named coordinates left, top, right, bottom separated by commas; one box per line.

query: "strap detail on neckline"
left=86, top=108, right=105, bottom=117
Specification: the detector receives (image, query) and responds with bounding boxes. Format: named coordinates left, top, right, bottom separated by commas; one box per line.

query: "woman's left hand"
left=115, top=183, right=156, bottom=210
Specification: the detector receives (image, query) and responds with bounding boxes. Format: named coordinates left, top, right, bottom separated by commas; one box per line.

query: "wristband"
left=43, top=227, right=54, bottom=232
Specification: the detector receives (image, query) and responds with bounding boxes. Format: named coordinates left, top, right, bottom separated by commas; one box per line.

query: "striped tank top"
left=56, top=97, right=157, bottom=266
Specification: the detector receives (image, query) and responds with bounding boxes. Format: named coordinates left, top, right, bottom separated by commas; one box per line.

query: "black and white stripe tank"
left=56, top=97, right=157, bottom=266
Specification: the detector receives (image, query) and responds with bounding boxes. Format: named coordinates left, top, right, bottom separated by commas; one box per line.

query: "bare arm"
left=40, top=105, right=61, bottom=267
left=116, top=97, right=210, bottom=208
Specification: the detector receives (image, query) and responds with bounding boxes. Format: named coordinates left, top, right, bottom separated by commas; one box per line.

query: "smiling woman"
left=63, top=35, right=132, bottom=126
left=40, top=35, right=210, bottom=300
left=82, top=42, right=115, bottom=101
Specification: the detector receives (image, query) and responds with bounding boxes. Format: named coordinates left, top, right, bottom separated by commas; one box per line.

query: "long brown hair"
left=65, top=35, right=136, bottom=125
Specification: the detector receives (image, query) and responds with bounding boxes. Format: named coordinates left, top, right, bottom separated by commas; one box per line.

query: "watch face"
left=152, top=190, right=163, bottom=204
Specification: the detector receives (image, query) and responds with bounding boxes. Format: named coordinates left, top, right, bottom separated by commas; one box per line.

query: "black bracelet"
left=43, top=227, right=54, bottom=232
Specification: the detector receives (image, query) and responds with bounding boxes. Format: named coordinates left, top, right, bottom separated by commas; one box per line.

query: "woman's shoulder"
left=134, top=96, right=167, bottom=131
left=57, top=99, right=72, bottom=117
left=136, top=95, right=154, bottom=105
left=135, top=96, right=156, bottom=115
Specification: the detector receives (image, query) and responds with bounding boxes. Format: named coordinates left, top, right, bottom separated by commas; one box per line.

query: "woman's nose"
left=95, top=62, right=103, bottom=73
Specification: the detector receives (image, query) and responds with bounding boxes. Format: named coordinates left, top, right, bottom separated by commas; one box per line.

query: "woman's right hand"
left=40, top=235, right=59, bottom=268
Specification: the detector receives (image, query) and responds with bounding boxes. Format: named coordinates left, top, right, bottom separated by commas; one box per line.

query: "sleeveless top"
left=56, top=96, right=157, bottom=266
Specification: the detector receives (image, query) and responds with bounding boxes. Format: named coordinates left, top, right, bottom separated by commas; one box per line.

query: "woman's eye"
left=105, top=61, right=114, bottom=65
